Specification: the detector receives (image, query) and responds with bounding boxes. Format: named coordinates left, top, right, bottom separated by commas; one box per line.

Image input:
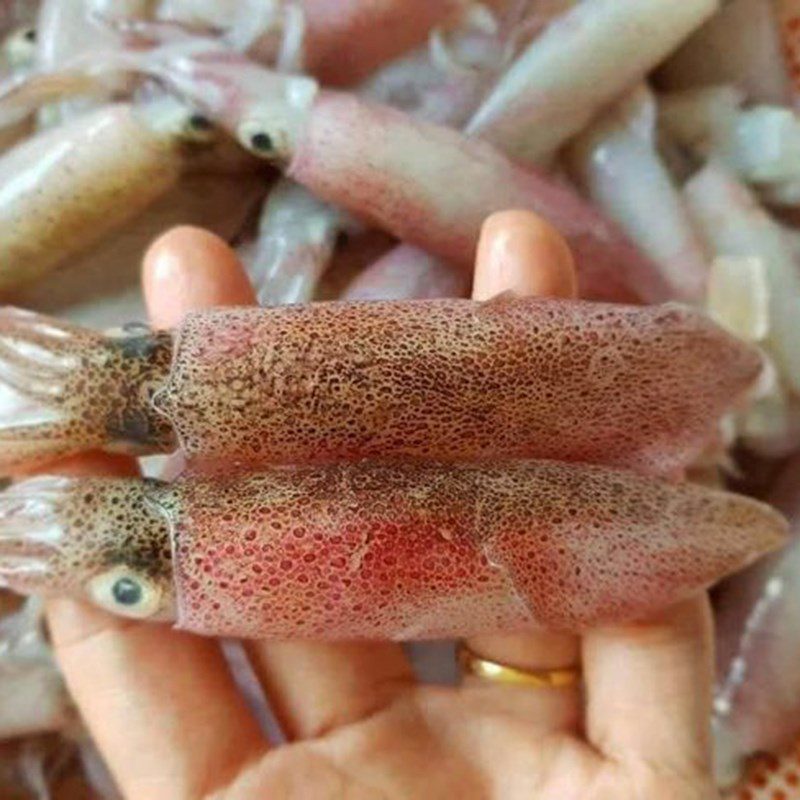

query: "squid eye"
left=237, top=119, right=285, bottom=160
left=112, top=576, right=142, bottom=606
left=88, top=566, right=163, bottom=619
left=249, top=132, right=274, bottom=152
left=3, top=26, right=38, bottom=69
left=178, top=113, right=216, bottom=144
left=188, top=114, right=212, bottom=132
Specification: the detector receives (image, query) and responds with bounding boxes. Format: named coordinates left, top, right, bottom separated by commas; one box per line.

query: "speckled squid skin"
left=0, top=475, right=174, bottom=601
left=0, top=297, right=763, bottom=475
left=156, top=296, right=762, bottom=475
left=163, top=460, right=786, bottom=639
left=725, top=744, right=800, bottom=799
left=0, top=308, right=175, bottom=473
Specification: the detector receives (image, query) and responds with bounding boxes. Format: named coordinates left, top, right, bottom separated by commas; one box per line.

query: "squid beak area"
left=0, top=476, right=70, bottom=596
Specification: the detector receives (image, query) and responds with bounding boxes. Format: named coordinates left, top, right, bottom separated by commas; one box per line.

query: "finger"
left=464, top=210, right=580, bottom=733
left=48, top=232, right=271, bottom=800
left=143, top=225, right=257, bottom=328
left=473, top=210, right=578, bottom=301
left=48, top=600, right=266, bottom=800
left=246, top=640, right=415, bottom=740
left=145, top=226, right=416, bottom=741
left=583, top=596, right=714, bottom=774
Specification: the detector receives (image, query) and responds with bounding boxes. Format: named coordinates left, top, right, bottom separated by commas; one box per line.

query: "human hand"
left=42, top=215, right=717, bottom=799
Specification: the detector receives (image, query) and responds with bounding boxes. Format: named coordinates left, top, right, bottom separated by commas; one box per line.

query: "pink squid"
left=0, top=298, right=762, bottom=474
left=0, top=462, right=786, bottom=639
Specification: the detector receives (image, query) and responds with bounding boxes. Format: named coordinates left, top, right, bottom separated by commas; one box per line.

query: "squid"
left=685, top=162, right=800, bottom=397
left=108, top=0, right=491, bottom=83
left=685, top=162, right=800, bottom=457
left=0, top=462, right=786, bottom=639
left=0, top=298, right=762, bottom=474
left=157, top=0, right=476, bottom=86
left=464, top=0, right=719, bottom=165
left=343, top=244, right=469, bottom=301
left=659, top=86, right=800, bottom=189
left=345, top=0, right=717, bottom=303
left=243, top=179, right=357, bottom=306
left=0, top=97, right=219, bottom=292
left=36, top=0, right=149, bottom=117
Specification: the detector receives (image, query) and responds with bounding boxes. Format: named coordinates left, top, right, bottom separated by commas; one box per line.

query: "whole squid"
left=0, top=461, right=786, bottom=639
left=0, top=96, right=221, bottom=291
left=0, top=297, right=762, bottom=474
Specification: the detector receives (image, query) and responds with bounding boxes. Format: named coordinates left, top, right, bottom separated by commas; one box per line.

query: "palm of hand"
left=217, top=681, right=715, bottom=800
left=43, top=221, right=718, bottom=800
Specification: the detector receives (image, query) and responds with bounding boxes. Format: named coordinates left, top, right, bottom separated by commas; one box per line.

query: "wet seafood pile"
left=0, top=0, right=798, bottom=797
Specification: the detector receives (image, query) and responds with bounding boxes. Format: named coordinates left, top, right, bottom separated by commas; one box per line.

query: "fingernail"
left=474, top=210, right=578, bottom=301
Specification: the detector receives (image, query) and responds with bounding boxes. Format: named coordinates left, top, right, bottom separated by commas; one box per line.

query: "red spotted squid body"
left=0, top=462, right=786, bottom=639
left=0, top=298, right=762, bottom=474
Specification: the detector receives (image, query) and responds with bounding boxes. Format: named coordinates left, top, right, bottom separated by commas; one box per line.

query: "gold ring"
left=457, top=642, right=581, bottom=689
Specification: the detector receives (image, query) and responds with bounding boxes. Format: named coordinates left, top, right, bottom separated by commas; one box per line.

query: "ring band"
left=457, top=642, right=581, bottom=689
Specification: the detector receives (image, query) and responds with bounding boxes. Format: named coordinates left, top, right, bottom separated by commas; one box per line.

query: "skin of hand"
left=41, top=215, right=718, bottom=800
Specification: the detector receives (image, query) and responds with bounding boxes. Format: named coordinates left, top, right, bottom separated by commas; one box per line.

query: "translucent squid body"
left=658, top=85, right=800, bottom=204
left=0, top=97, right=216, bottom=291
left=464, top=0, right=719, bottom=165
left=0, top=298, right=762, bottom=474
left=567, top=85, right=710, bottom=305
left=684, top=164, right=800, bottom=459
left=36, top=0, right=148, bottom=89
left=685, top=163, right=800, bottom=405
left=0, top=461, right=786, bottom=639
left=243, top=179, right=356, bottom=307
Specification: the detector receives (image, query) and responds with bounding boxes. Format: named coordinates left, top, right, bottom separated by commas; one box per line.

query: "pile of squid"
left=0, top=0, right=798, bottom=796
